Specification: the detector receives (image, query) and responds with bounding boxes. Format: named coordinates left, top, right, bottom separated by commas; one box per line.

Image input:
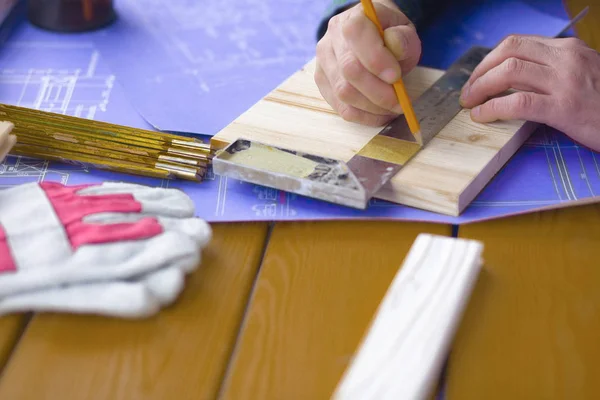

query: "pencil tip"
left=414, top=130, right=423, bottom=146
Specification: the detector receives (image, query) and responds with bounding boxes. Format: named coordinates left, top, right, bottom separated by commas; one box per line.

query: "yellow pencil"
left=360, top=0, right=422, bottom=145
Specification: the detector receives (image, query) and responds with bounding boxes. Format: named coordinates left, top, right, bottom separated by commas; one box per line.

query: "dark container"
left=27, top=0, right=116, bottom=32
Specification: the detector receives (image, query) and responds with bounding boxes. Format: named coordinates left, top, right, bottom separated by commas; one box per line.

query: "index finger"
left=465, top=35, right=557, bottom=88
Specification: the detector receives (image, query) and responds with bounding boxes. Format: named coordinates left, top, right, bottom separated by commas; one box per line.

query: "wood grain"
left=211, top=59, right=536, bottom=216
left=566, top=0, right=600, bottom=50
left=0, top=315, right=26, bottom=370
left=218, top=221, right=452, bottom=400
left=333, top=234, right=483, bottom=400
left=444, top=204, right=600, bottom=399
left=0, top=222, right=268, bottom=400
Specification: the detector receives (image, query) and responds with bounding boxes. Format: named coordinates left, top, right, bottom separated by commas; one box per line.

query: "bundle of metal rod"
left=0, top=104, right=214, bottom=181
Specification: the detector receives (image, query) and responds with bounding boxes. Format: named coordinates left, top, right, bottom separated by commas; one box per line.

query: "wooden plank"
left=333, top=234, right=483, bottom=400
left=211, top=59, right=535, bottom=216
left=445, top=204, right=600, bottom=399
left=218, top=221, right=452, bottom=400
left=566, top=0, right=600, bottom=51
left=0, top=222, right=269, bottom=400
left=0, top=315, right=26, bottom=370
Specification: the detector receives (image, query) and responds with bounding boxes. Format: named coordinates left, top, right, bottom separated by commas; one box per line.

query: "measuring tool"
left=212, top=8, right=588, bottom=209
left=213, top=46, right=488, bottom=209
left=0, top=104, right=213, bottom=181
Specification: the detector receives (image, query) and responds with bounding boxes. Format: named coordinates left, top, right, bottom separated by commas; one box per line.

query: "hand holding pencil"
left=314, top=0, right=422, bottom=129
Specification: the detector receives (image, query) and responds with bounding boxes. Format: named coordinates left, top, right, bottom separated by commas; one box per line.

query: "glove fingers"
left=76, top=182, right=195, bottom=218
left=0, top=280, right=161, bottom=318
left=0, top=261, right=193, bottom=318
left=0, top=231, right=201, bottom=298
left=142, top=264, right=185, bottom=306
left=82, top=213, right=212, bottom=248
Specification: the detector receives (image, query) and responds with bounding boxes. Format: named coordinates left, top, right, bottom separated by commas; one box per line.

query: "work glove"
left=0, top=180, right=212, bottom=318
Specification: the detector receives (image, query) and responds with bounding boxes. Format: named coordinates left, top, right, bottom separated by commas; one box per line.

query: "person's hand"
left=314, top=0, right=421, bottom=126
left=460, top=35, right=600, bottom=151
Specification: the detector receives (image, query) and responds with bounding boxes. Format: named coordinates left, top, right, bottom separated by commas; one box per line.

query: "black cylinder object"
left=27, top=0, right=116, bottom=32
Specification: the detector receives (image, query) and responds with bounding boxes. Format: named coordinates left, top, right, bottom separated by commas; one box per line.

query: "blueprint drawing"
left=90, top=0, right=328, bottom=135
left=0, top=19, right=167, bottom=189
left=0, top=0, right=597, bottom=226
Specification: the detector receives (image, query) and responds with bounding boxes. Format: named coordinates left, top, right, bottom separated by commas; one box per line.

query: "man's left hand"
left=459, top=35, right=600, bottom=151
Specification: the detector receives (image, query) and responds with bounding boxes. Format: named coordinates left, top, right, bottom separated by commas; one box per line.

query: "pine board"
left=211, top=58, right=537, bottom=216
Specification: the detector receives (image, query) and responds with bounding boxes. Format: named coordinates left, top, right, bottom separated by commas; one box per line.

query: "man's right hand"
left=314, top=0, right=422, bottom=126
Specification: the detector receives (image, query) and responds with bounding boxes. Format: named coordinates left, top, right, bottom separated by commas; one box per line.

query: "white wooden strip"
left=332, top=233, right=484, bottom=400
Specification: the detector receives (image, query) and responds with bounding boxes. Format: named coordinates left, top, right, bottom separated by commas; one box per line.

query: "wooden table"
left=0, top=1, right=598, bottom=399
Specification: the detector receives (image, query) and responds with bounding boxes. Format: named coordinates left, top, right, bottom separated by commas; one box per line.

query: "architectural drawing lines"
left=555, top=142, right=577, bottom=200
left=576, top=146, right=594, bottom=196
left=543, top=141, right=562, bottom=201
left=0, top=40, right=136, bottom=186
left=592, top=152, right=600, bottom=180
left=550, top=143, right=574, bottom=200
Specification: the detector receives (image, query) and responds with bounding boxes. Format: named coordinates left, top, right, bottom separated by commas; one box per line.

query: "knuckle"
left=502, top=57, right=524, bottom=74
left=339, top=55, right=362, bottom=81
left=340, top=14, right=361, bottom=39
left=334, top=79, right=356, bottom=102
left=501, top=34, right=524, bottom=51
left=338, top=104, right=359, bottom=122
left=328, top=15, right=340, bottom=31
left=512, top=92, right=534, bottom=114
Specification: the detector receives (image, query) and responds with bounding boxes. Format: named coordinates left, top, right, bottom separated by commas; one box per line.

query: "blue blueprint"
left=0, top=0, right=598, bottom=225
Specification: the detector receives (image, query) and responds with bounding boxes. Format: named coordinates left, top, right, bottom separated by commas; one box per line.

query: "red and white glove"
left=0, top=181, right=212, bottom=318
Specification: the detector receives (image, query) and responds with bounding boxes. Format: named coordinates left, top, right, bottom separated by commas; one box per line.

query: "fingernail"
left=392, top=104, right=402, bottom=114
left=379, top=68, right=399, bottom=84
left=471, top=106, right=480, bottom=118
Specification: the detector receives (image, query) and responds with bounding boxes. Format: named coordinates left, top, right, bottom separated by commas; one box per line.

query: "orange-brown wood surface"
left=0, top=315, right=26, bottom=371
left=218, top=221, right=451, bottom=399
left=568, top=0, right=600, bottom=50
left=445, top=203, right=600, bottom=399
left=0, top=223, right=268, bottom=400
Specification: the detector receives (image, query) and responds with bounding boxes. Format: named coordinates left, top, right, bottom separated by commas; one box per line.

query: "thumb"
left=383, top=24, right=421, bottom=71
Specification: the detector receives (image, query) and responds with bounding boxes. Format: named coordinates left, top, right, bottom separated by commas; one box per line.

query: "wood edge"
left=0, top=315, right=29, bottom=374
left=375, top=184, right=459, bottom=216
left=456, top=121, right=539, bottom=214
left=331, top=233, right=484, bottom=400
left=457, top=194, right=600, bottom=226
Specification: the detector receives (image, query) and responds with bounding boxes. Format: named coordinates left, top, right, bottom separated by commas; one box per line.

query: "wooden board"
left=211, top=59, right=537, bottom=216
left=333, top=234, right=483, bottom=400
left=218, top=221, right=452, bottom=400
left=0, top=223, right=269, bottom=400
left=444, top=203, right=600, bottom=399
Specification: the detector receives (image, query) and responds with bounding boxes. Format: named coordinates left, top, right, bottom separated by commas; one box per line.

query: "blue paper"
left=89, top=0, right=328, bottom=134
left=0, top=0, right=598, bottom=225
